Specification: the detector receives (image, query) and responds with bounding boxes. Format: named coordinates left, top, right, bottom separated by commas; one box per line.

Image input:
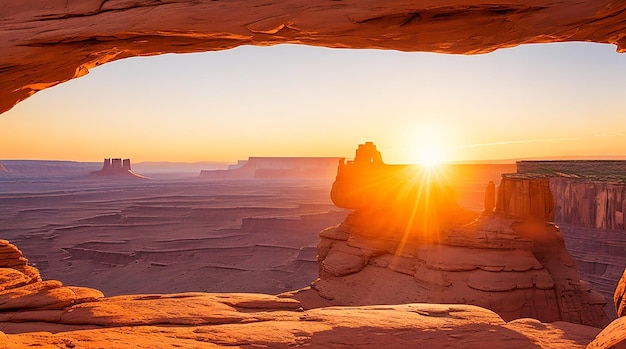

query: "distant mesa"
left=89, top=158, right=147, bottom=179
left=200, top=156, right=343, bottom=179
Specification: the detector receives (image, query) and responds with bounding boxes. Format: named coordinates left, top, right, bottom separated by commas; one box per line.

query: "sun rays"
left=394, top=163, right=454, bottom=256
left=330, top=142, right=476, bottom=258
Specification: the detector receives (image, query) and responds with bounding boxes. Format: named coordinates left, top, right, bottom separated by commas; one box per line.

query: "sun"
left=406, top=122, right=450, bottom=167
left=418, top=146, right=444, bottom=167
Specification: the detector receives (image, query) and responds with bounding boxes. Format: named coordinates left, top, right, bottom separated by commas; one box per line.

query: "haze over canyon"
left=1, top=1, right=626, bottom=347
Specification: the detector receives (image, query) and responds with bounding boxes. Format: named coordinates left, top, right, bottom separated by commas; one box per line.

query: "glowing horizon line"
left=458, top=137, right=579, bottom=149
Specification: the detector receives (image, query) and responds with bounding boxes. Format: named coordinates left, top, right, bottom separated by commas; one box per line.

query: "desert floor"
left=21, top=163, right=626, bottom=303
left=0, top=177, right=347, bottom=295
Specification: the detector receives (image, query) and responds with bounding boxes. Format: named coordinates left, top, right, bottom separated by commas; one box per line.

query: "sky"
left=1, top=42, right=625, bottom=164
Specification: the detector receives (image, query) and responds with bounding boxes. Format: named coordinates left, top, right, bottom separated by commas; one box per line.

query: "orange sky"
left=1, top=42, right=625, bottom=164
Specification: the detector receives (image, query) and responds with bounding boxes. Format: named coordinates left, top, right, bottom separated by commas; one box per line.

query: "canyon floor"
left=0, top=164, right=512, bottom=298
left=0, top=176, right=347, bottom=296
left=2, top=163, right=625, bottom=348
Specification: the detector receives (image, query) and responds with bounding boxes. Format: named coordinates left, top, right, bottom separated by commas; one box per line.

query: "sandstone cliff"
left=495, top=174, right=554, bottom=220
left=496, top=162, right=626, bottom=320
left=298, top=143, right=609, bottom=328
left=307, top=216, right=608, bottom=327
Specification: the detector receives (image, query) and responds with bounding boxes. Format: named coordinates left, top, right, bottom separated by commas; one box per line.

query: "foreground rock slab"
left=0, top=299, right=602, bottom=349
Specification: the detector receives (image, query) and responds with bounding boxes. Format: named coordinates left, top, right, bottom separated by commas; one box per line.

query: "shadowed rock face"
left=1, top=0, right=626, bottom=114
left=496, top=162, right=626, bottom=321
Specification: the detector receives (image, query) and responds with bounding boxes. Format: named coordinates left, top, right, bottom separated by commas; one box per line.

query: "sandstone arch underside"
left=1, top=0, right=625, bottom=115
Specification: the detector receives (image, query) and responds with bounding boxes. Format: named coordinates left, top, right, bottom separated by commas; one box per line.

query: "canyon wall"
left=503, top=160, right=626, bottom=230
left=495, top=162, right=626, bottom=319
left=551, top=178, right=626, bottom=231
left=495, top=174, right=554, bottom=221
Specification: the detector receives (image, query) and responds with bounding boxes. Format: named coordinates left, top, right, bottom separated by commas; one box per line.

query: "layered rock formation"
left=200, top=157, right=343, bottom=179
left=308, top=216, right=609, bottom=327
left=507, top=160, right=626, bottom=230
left=301, top=143, right=609, bottom=328
left=0, top=240, right=40, bottom=291
left=0, top=241, right=104, bottom=318
left=497, top=161, right=626, bottom=319
left=89, top=158, right=146, bottom=178
left=0, top=241, right=608, bottom=348
left=1, top=1, right=626, bottom=114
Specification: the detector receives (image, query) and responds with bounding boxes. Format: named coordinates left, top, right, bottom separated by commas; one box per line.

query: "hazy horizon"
left=6, top=153, right=626, bottom=166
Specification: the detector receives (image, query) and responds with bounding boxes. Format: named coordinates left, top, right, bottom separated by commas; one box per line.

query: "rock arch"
left=1, top=0, right=625, bottom=114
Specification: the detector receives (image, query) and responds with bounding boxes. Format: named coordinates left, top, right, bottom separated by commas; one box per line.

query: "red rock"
left=59, top=293, right=300, bottom=327
left=321, top=243, right=366, bottom=277
left=312, top=214, right=608, bottom=327
left=485, top=181, right=496, bottom=213
left=587, top=316, right=626, bottom=349
left=319, top=225, right=349, bottom=241
left=314, top=145, right=609, bottom=327
left=0, top=281, right=103, bottom=311
left=1, top=1, right=626, bottom=114
left=0, top=240, right=40, bottom=284
left=0, top=301, right=604, bottom=348
left=331, top=143, right=477, bottom=244
left=0, top=269, right=30, bottom=291
left=496, top=176, right=554, bottom=220
left=616, top=268, right=626, bottom=318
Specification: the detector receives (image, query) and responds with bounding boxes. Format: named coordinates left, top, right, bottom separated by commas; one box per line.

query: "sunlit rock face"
left=0, top=241, right=605, bottom=348
left=331, top=142, right=476, bottom=244
left=617, top=269, right=626, bottom=318
left=0, top=240, right=103, bottom=314
left=0, top=240, right=40, bottom=290
left=1, top=0, right=626, bottom=114
left=307, top=143, right=610, bottom=328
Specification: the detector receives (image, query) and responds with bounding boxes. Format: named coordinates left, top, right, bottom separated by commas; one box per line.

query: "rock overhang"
left=1, top=0, right=625, bottom=115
